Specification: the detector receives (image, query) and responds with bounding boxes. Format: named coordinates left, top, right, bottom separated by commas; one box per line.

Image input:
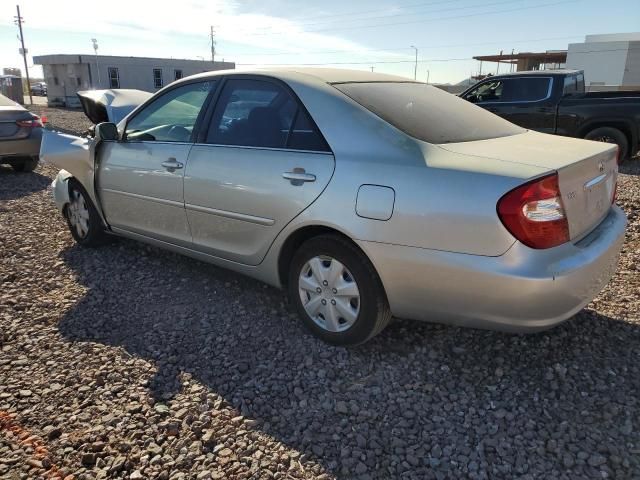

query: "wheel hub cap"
left=67, top=190, right=90, bottom=239
left=298, top=256, right=360, bottom=332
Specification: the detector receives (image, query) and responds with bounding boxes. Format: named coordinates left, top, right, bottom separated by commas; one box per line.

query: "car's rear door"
left=97, top=80, right=216, bottom=247
left=185, top=76, right=335, bottom=265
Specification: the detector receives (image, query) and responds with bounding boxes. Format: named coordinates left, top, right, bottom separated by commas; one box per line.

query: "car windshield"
left=334, top=82, right=525, bottom=144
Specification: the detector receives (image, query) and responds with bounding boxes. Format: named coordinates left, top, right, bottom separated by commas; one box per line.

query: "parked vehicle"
left=31, top=82, right=47, bottom=96
left=41, top=69, right=626, bottom=345
left=460, top=70, right=640, bottom=161
left=0, top=93, right=44, bottom=172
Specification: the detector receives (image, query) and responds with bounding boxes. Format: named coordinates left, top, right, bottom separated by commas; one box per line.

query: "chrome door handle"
left=161, top=158, right=184, bottom=171
left=283, top=171, right=316, bottom=183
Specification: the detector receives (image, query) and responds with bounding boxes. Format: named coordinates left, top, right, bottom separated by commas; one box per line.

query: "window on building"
left=108, top=67, right=120, bottom=89
left=76, top=78, right=82, bottom=87
left=153, top=68, right=163, bottom=89
left=54, top=77, right=59, bottom=86
left=174, top=69, right=183, bottom=80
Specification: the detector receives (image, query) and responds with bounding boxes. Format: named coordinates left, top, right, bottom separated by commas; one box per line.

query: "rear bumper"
left=358, top=205, right=627, bottom=332
left=0, top=128, right=42, bottom=159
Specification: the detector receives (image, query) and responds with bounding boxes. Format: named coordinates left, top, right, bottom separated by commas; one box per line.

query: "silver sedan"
left=42, top=68, right=626, bottom=345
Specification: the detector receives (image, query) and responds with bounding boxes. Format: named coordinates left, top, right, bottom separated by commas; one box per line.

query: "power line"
left=231, top=0, right=581, bottom=37
left=258, top=0, right=529, bottom=31
left=230, top=35, right=585, bottom=58
left=236, top=47, right=637, bottom=67
left=286, top=0, right=467, bottom=23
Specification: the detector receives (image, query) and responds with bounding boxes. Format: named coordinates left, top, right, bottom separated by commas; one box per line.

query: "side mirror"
left=95, top=122, right=119, bottom=141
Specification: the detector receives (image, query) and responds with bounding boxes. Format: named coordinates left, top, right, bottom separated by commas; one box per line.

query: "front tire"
left=584, top=127, right=629, bottom=163
left=288, top=234, right=391, bottom=345
left=65, top=179, right=107, bottom=247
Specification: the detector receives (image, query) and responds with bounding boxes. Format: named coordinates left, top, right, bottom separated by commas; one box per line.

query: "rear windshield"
left=334, top=82, right=524, bottom=144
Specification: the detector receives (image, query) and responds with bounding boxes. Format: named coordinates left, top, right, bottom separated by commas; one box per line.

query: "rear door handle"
left=283, top=170, right=316, bottom=185
left=161, top=158, right=184, bottom=171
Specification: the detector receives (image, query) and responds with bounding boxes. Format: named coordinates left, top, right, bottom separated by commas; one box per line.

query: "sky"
left=1, top=0, right=639, bottom=85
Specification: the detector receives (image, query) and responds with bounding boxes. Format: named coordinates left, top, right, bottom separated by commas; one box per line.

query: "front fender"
left=51, top=169, right=72, bottom=213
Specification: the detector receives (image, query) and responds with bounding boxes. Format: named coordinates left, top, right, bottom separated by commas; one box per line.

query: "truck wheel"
left=584, top=127, right=629, bottom=163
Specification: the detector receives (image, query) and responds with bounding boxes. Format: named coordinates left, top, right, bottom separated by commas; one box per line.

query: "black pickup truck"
left=460, top=70, right=640, bottom=160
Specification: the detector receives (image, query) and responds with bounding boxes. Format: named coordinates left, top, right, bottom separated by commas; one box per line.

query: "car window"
left=466, top=77, right=551, bottom=103
left=125, top=81, right=214, bottom=143
left=335, top=82, right=524, bottom=144
left=563, top=75, right=578, bottom=95
left=206, top=79, right=329, bottom=151
left=465, top=80, right=504, bottom=103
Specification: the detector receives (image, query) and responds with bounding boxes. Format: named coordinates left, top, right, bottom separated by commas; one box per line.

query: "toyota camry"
left=41, top=68, right=626, bottom=345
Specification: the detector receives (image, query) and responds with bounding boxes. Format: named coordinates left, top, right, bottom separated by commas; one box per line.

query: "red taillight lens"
left=497, top=173, right=569, bottom=249
left=16, top=116, right=43, bottom=128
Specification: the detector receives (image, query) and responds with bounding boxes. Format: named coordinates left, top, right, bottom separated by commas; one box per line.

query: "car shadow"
left=56, top=239, right=640, bottom=478
left=619, top=158, right=640, bottom=176
left=0, top=165, right=51, bottom=202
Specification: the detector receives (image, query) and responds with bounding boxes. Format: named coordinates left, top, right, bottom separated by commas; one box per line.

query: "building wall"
left=566, top=40, right=630, bottom=86
left=622, top=41, right=640, bottom=86
left=35, top=55, right=235, bottom=107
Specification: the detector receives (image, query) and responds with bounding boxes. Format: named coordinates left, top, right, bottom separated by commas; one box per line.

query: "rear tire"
left=65, top=179, right=107, bottom=247
left=288, top=234, right=391, bottom=345
left=584, top=127, right=629, bottom=163
left=11, top=157, right=38, bottom=172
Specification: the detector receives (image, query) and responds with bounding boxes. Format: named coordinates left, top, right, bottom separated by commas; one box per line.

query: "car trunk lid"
left=0, top=106, right=30, bottom=139
left=439, top=130, right=618, bottom=242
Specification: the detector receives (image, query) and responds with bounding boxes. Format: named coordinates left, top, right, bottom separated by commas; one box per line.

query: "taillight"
left=16, top=116, right=43, bottom=128
left=497, top=173, right=569, bottom=249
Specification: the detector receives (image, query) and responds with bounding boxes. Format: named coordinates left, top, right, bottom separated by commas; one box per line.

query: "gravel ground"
left=1, top=108, right=639, bottom=480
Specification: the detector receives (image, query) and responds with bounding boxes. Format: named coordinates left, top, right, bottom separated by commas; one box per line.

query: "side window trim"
left=122, top=79, right=218, bottom=144
left=200, top=74, right=332, bottom=153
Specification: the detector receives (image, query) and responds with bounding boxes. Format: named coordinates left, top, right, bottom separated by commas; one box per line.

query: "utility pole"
left=14, top=5, right=32, bottom=104
left=370, top=66, right=374, bottom=72
left=410, top=45, right=418, bottom=81
left=210, top=26, right=216, bottom=64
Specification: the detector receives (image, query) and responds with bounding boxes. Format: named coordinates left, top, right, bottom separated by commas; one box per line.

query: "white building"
left=33, top=54, right=235, bottom=107
left=567, top=33, right=640, bottom=88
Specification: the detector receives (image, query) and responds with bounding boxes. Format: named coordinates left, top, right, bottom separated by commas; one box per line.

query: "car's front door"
left=185, top=77, right=335, bottom=265
left=462, top=77, right=555, bottom=133
left=97, top=80, right=216, bottom=246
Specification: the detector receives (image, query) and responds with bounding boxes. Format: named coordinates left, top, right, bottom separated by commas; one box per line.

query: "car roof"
left=183, top=67, right=417, bottom=85
left=0, top=93, right=24, bottom=110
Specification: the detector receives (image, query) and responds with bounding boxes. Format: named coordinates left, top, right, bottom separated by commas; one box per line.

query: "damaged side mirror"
left=95, top=122, right=119, bottom=142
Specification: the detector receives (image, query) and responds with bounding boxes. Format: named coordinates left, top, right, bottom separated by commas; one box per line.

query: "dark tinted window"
left=125, top=81, right=214, bottom=142
left=207, top=79, right=329, bottom=151
left=336, top=82, right=523, bottom=144
left=465, top=77, right=551, bottom=103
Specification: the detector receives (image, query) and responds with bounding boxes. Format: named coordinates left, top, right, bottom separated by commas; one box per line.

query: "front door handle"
left=161, top=158, right=184, bottom=171
left=283, top=169, right=316, bottom=185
